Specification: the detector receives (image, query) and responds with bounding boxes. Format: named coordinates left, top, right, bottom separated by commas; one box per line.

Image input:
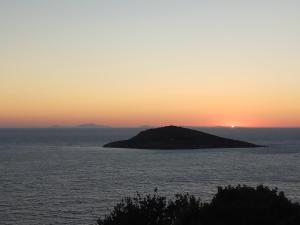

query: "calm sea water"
left=0, top=128, right=300, bottom=225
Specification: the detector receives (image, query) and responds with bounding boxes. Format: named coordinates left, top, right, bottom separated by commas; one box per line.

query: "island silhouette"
left=103, top=125, right=262, bottom=149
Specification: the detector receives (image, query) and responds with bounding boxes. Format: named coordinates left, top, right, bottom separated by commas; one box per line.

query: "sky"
left=0, top=0, right=300, bottom=128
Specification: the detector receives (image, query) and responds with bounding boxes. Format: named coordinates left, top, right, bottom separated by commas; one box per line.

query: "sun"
left=231, top=125, right=235, bottom=128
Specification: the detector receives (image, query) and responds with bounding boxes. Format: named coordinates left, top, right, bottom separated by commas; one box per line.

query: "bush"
left=97, top=185, right=300, bottom=225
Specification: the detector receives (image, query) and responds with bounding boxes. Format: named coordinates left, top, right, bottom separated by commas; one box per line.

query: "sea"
left=0, top=127, right=299, bottom=225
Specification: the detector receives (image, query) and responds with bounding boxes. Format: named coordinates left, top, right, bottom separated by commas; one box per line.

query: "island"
left=103, top=125, right=262, bottom=149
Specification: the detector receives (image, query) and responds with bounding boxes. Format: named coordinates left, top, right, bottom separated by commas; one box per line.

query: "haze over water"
left=1, top=128, right=299, bottom=225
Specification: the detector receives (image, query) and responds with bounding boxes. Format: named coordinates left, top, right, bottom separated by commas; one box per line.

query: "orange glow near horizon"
left=1, top=74, right=300, bottom=128
left=1, top=73, right=300, bottom=128
left=1, top=109, right=300, bottom=128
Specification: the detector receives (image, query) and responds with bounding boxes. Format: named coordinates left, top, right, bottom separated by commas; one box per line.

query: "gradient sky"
left=1, top=0, right=300, bottom=127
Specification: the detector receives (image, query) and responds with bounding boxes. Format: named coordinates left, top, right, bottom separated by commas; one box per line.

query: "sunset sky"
left=1, top=0, right=300, bottom=128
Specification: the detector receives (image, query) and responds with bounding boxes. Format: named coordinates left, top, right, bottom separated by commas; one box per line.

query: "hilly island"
left=103, top=126, right=262, bottom=149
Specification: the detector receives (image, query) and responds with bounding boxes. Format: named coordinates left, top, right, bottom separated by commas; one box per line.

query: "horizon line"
left=1, top=125, right=300, bottom=129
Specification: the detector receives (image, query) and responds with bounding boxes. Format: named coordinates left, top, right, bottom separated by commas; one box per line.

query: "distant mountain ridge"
left=48, top=123, right=110, bottom=128
left=76, top=123, right=110, bottom=128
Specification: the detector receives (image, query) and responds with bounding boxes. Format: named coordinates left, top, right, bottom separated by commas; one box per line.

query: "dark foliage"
left=97, top=185, right=300, bottom=225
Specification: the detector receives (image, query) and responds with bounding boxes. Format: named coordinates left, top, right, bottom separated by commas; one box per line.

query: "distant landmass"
left=48, top=123, right=110, bottom=128
left=103, top=125, right=262, bottom=149
left=76, top=123, right=110, bottom=128
left=47, top=124, right=155, bottom=129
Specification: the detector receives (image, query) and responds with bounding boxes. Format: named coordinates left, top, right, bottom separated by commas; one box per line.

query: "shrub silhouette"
left=97, top=185, right=300, bottom=225
left=97, top=189, right=202, bottom=225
